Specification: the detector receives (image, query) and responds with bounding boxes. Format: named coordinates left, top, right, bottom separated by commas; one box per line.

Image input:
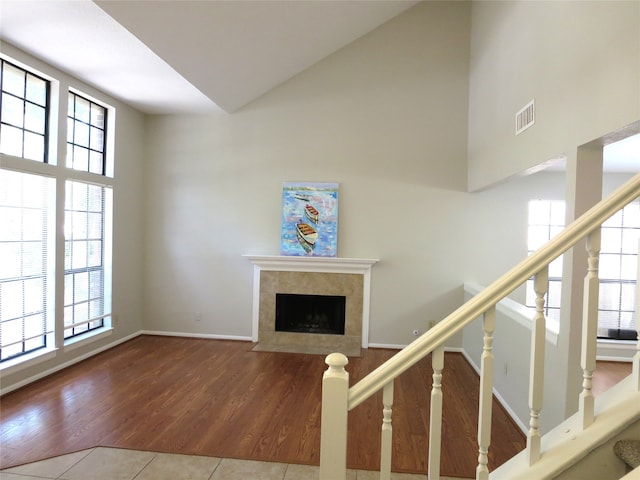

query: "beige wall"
left=142, top=1, right=472, bottom=347
left=468, top=0, right=640, bottom=191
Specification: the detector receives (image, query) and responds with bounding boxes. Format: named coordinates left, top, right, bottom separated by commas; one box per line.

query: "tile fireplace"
left=244, top=255, right=378, bottom=355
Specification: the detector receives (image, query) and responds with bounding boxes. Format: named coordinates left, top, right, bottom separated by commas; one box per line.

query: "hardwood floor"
left=2, top=336, right=529, bottom=477
left=593, top=360, right=633, bottom=396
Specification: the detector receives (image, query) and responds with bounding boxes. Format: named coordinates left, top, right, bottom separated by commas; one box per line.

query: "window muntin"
left=0, top=59, right=49, bottom=162
left=67, top=92, right=106, bottom=175
left=0, top=169, right=55, bottom=361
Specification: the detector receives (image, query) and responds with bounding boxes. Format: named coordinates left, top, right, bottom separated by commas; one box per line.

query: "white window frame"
left=0, top=53, right=115, bottom=373
left=526, top=198, right=639, bottom=341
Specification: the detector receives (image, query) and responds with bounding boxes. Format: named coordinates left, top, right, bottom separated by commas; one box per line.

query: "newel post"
left=320, top=352, right=349, bottom=480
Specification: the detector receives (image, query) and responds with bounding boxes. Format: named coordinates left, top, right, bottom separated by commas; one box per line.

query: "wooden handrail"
left=348, top=172, right=640, bottom=411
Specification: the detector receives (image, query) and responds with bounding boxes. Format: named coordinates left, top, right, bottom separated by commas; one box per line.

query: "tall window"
left=599, top=201, right=640, bottom=339
left=64, top=180, right=111, bottom=339
left=64, top=91, right=111, bottom=340
left=0, top=170, right=55, bottom=361
left=526, top=198, right=639, bottom=339
left=0, top=57, right=113, bottom=365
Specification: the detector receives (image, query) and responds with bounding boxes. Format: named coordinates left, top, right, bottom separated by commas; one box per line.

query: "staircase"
left=318, top=172, right=640, bottom=480
left=615, top=439, right=640, bottom=476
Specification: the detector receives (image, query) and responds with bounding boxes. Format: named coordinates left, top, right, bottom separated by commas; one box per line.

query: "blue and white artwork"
left=281, top=182, right=339, bottom=257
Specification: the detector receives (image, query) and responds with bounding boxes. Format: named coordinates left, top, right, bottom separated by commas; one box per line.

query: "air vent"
left=516, top=99, right=535, bottom=135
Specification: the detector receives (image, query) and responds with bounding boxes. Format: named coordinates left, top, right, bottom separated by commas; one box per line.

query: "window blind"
left=0, top=169, right=55, bottom=361
left=63, top=180, right=109, bottom=339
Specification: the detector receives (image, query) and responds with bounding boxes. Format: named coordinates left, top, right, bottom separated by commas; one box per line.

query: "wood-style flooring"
left=592, top=360, right=633, bottom=396
left=1, top=336, right=625, bottom=477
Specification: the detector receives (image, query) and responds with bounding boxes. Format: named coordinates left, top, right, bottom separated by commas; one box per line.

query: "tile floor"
left=0, top=447, right=467, bottom=479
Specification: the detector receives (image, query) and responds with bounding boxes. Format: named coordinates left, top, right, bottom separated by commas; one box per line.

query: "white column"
left=559, top=146, right=603, bottom=419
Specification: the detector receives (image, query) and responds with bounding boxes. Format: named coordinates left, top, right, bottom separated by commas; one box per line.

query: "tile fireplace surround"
left=244, top=255, right=378, bottom=356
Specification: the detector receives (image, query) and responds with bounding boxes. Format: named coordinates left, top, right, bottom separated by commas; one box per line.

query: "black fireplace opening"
left=275, top=293, right=346, bottom=335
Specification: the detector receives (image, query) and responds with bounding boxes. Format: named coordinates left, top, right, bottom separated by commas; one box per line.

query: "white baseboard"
left=367, top=343, right=406, bottom=349
left=460, top=349, right=528, bottom=435
left=141, top=330, right=253, bottom=342
left=368, top=343, right=464, bottom=353
left=0, top=331, right=142, bottom=396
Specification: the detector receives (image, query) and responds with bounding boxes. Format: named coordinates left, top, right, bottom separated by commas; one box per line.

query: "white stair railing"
left=319, top=172, right=640, bottom=480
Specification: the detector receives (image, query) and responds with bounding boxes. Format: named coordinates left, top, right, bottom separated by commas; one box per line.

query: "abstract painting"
left=281, top=182, right=339, bottom=257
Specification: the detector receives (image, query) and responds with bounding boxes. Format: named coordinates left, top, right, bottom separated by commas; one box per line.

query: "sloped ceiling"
left=0, top=0, right=637, bottom=171
left=0, top=0, right=419, bottom=114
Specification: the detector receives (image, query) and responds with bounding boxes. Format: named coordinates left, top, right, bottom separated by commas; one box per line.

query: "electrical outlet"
left=412, top=329, right=420, bottom=336
left=195, top=311, right=202, bottom=322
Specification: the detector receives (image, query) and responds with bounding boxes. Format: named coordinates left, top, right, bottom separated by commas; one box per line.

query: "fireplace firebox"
left=276, top=293, right=346, bottom=335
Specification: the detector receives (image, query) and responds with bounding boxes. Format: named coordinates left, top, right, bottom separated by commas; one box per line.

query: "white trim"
left=444, top=346, right=464, bottom=353
left=64, top=327, right=114, bottom=352
left=596, top=355, right=634, bottom=363
left=140, top=331, right=253, bottom=342
left=0, top=331, right=141, bottom=396
left=368, top=343, right=406, bottom=350
left=244, top=255, right=379, bottom=348
left=368, top=343, right=464, bottom=353
left=596, top=339, right=636, bottom=362
left=242, top=255, right=379, bottom=274
left=0, top=348, right=57, bottom=376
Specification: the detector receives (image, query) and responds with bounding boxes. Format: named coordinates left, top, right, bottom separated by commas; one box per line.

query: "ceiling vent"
left=516, top=99, right=535, bottom=135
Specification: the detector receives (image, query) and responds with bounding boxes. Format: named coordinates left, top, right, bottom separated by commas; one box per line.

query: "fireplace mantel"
left=243, top=255, right=378, bottom=274
left=244, top=255, right=379, bottom=349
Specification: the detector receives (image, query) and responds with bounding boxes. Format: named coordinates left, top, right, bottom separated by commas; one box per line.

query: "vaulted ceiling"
left=0, top=0, right=418, bottom=114
left=0, top=0, right=637, bottom=170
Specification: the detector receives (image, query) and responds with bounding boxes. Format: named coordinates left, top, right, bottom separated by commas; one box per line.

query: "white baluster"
left=320, top=353, right=349, bottom=480
left=527, top=267, right=548, bottom=465
left=633, top=239, right=640, bottom=392
left=580, top=230, right=600, bottom=428
left=476, top=306, right=496, bottom=480
left=428, top=345, right=445, bottom=480
left=380, top=380, right=394, bottom=480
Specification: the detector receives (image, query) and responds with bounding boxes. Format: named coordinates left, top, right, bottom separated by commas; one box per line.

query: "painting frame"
left=280, top=182, right=339, bottom=257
